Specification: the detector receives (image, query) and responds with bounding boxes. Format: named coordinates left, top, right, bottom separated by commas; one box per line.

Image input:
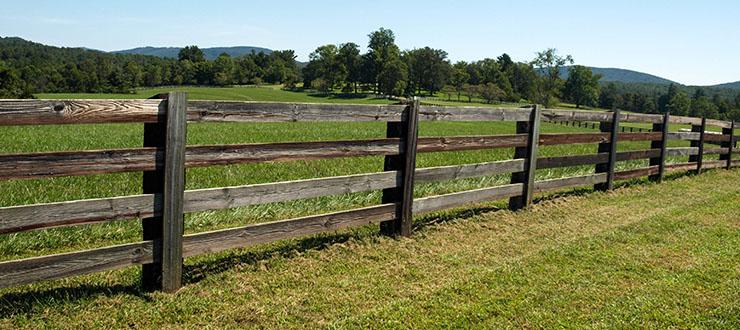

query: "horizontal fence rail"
left=0, top=95, right=736, bottom=292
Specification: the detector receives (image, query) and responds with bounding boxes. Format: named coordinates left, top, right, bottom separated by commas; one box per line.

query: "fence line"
left=0, top=95, right=737, bottom=292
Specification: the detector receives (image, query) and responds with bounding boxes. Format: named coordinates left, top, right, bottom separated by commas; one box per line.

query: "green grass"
left=0, top=168, right=737, bottom=328
left=0, top=86, right=708, bottom=261
left=35, top=85, right=396, bottom=104
left=0, top=85, right=735, bottom=327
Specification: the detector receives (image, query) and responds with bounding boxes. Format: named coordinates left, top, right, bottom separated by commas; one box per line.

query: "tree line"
left=0, top=37, right=299, bottom=96
left=1, top=33, right=739, bottom=121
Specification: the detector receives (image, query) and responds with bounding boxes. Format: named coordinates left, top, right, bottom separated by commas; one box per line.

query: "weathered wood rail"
left=0, top=96, right=737, bottom=292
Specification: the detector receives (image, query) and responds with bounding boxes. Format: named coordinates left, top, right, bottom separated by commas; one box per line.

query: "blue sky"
left=1, top=0, right=739, bottom=85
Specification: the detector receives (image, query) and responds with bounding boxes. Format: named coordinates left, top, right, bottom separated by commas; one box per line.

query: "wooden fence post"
left=649, top=112, right=670, bottom=182
left=720, top=121, right=735, bottom=169
left=595, top=110, right=620, bottom=191
left=689, top=117, right=706, bottom=174
left=161, top=92, right=187, bottom=292
left=141, top=92, right=187, bottom=292
left=380, top=97, right=419, bottom=237
left=508, top=105, right=541, bottom=210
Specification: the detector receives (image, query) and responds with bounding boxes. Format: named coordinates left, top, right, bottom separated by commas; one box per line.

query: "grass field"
left=0, top=85, right=736, bottom=327
left=0, top=168, right=737, bottom=328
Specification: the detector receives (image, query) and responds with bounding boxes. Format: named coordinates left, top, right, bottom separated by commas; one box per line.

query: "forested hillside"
left=111, top=46, right=273, bottom=60
left=0, top=37, right=299, bottom=95
left=1, top=33, right=739, bottom=121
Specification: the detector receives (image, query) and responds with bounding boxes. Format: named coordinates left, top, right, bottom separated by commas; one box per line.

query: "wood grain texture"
left=667, top=132, right=700, bottom=141
left=536, top=153, right=608, bottom=169
left=0, top=99, right=165, bottom=125
left=398, top=99, right=420, bottom=236
left=720, top=122, right=735, bottom=169
left=414, top=183, right=523, bottom=214
left=666, top=147, right=699, bottom=157
left=183, top=204, right=397, bottom=258
left=649, top=113, right=670, bottom=182
left=533, top=173, right=608, bottom=193
left=0, top=159, right=526, bottom=234
left=614, top=166, right=659, bottom=180
left=509, top=106, right=540, bottom=210
left=2, top=99, right=731, bottom=128
left=0, top=136, right=534, bottom=180
left=417, top=105, right=531, bottom=122
left=187, top=101, right=407, bottom=122
left=595, top=110, right=620, bottom=191
left=161, top=92, right=187, bottom=292
left=0, top=240, right=154, bottom=289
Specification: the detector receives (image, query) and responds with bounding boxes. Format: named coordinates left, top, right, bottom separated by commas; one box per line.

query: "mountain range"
left=111, top=46, right=272, bottom=60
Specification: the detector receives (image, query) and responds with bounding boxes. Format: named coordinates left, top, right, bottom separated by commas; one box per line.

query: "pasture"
left=0, top=85, right=737, bottom=328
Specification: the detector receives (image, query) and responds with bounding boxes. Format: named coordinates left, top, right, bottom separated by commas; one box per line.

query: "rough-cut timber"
left=0, top=240, right=154, bottom=289
left=0, top=136, right=532, bottom=180
left=667, top=147, right=699, bottom=157
left=417, top=105, right=531, bottom=122
left=413, top=183, right=523, bottom=214
left=380, top=100, right=419, bottom=237
left=595, top=110, right=620, bottom=191
left=689, top=118, right=706, bottom=174
left=649, top=113, right=669, bottom=182
left=509, top=106, right=540, bottom=210
left=1, top=133, right=658, bottom=181
left=187, top=101, right=407, bottom=122
left=720, top=122, right=735, bottom=169
left=161, top=92, right=187, bottom=293
left=534, top=173, right=608, bottom=193
left=615, top=166, right=659, bottom=180
left=397, top=99, right=420, bottom=236
left=140, top=94, right=167, bottom=291
left=183, top=204, right=397, bottom=258
left=0, top=99, right=165, bottom=125
left=0, top=160, right=527, bottom=235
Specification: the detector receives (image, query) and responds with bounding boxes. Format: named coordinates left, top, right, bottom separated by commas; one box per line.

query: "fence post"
left=141, top=92, right=187, bottom=292
left=595, top=110, right=620, bottom=191
left=380, top=97, right=419, bottom=237
left=689, top=117, right=706, bottom=174
left=649, top=112, right=670, bottom=182
left=508, top=105, right=541, bottom=210
left=161, top=92, right=187, bottom=292
left=720, top=121, right=735, bottom=169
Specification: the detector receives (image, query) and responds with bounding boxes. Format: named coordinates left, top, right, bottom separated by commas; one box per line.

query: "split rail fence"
left=0, top=93, right=737, bottom=292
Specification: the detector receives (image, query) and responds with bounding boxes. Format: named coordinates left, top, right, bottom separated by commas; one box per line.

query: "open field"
left=0, top=86, right=736, bottom=327
left=0, top=167, right=737, bottom=328
left=35, top=85, right=396, bottom=104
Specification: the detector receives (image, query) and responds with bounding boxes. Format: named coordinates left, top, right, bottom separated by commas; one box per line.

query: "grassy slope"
left=0, top=169, right=737, bottom=328
left=35, top=85, right=395, bottom=104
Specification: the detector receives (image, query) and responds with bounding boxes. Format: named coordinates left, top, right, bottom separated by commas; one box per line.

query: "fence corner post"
left=720, top=121, right=735, bottom=170
left=380, top=97, right=419, bottom=237
left=595, top=109, right=620, bottom=191
left=141, top=91, right=187, bottom=292
left=689, top=117, right=706, bottom=174
left=649, top=112, right=669, bottom=182
left=508, top=104, right=541, bottom=210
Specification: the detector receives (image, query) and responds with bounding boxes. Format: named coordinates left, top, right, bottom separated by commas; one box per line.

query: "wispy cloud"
left=38, top=17, right=79, bottom=25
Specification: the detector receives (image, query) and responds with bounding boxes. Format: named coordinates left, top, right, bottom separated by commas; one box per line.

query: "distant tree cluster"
left=0, top=37, right=299, bottom=94
left=598, top=82, right=740, bottom=121
left=1, top=33, right=739, bottom=121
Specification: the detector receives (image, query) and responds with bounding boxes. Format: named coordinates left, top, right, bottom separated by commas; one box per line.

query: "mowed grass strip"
left=0, top=169, right=737, bottom=329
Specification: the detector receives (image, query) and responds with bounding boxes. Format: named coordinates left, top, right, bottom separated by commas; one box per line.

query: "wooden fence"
left=0, top=93, right=737, bottom=292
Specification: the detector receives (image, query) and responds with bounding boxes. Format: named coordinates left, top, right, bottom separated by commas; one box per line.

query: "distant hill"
left=111, top=46, right=272, bottom=60
left=558, top=66, right=677, bottom=85
left=708, top=80, right=740, bottom=90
